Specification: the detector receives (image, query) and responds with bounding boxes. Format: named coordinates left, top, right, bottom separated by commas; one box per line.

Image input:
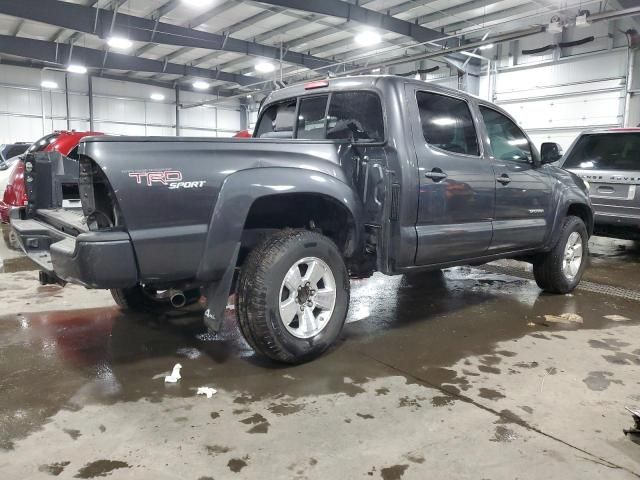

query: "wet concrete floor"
left=0, top=232, right=639, bottom=479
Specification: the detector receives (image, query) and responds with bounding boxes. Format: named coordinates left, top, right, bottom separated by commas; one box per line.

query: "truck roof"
left=264, top=74, right=480, bottom=106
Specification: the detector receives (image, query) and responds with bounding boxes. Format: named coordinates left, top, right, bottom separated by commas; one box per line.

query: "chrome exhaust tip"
left=169, top=290, right=187, bottom=308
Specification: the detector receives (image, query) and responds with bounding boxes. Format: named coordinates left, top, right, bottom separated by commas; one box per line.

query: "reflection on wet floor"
left=1, top=264, right=638, bottom=452
left=1, top=235, right=640, bottom=478
left=0, top=255, right=38, bottom=274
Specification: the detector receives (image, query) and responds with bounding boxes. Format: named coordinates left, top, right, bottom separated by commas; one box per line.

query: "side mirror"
left=540, top=142, right=563, bottom=164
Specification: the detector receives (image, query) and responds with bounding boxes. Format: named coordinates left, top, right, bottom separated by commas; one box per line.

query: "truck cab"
left=256, top=76, right=593, bottom=276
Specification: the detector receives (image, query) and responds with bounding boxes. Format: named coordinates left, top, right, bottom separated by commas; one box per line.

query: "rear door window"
left=327, top=92, right=384, bottom=142
left=563, top=133, right=640, bottom=171
left=417, top=91, right=480, bottom=156
left=296, top=95, right=328, bottom=139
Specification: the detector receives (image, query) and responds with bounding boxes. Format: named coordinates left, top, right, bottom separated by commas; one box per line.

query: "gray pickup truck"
left=12, top=75, right=593, bottom=363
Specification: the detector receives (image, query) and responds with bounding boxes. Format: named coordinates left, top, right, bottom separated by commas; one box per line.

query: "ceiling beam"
left=0, top=57, right=235, bottom=96
left=133, top=0, right=236, bottom=58
left=253, top=0, right=452, bottom=46
left=0, top=34, right=262, bottom=87
left=0, top=0, right=337, bottom=71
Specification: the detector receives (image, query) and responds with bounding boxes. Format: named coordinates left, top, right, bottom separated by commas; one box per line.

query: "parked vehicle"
left=233, top=129, right=253, bottom=138
left=1, top=131, right=102, bottom=248
left=559, top=128, right=640, bottom=240
left=0, top=142, right=30, bottom=170
left=12, top=76, right=592, bottom=363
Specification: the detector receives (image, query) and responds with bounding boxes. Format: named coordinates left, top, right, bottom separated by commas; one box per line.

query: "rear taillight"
left=3, top=161, right=27, bottom=207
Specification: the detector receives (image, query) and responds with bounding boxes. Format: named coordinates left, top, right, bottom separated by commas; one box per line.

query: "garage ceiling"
left=0, top=0, right=636, bottom=96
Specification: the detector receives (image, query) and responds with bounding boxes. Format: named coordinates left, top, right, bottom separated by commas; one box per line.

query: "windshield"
left=563, top=133, right=640, bottom=171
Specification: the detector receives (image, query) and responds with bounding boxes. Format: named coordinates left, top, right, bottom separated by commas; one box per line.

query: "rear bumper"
left=0, top=200, right=11, bottom=223
left=594, top=211, right=640, bottom=228
left=12, top=218, right=138, bottom=288
left=593, top=212, right=640, bottom=239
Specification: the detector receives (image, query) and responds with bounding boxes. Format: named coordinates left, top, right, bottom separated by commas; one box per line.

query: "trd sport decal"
left=126, top=169, right=206, bottom=189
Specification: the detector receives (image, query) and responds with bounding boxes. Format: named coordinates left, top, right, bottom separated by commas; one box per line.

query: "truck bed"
left=35, top=207, right=88, bottom=236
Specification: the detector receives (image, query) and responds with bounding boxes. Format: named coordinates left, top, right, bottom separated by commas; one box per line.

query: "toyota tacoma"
left=11, top=76, right=593, bottom=363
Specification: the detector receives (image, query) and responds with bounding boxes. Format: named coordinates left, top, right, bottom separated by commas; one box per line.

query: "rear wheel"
left=533, top=216, right=588, bottom=293
left=236, top=229, right=349, bottom=364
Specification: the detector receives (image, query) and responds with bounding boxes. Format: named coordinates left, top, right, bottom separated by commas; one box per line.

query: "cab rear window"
left=255, top=91, right=384, bottom=142
left=563, top=133, right=640, bottom=171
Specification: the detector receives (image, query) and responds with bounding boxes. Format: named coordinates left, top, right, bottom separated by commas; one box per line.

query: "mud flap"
left=202, top=244, right=240, bottom=333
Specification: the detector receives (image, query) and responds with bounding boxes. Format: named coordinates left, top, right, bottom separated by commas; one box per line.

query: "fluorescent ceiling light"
left=67, top=64, right=87, bottom=74
left=479, top=43, right=495, bottom=50
left=192, top=80, right=210, bottom=90
left=150, top=92, right=165, bottom=101
left=41, top=80, right=58, bottom=89
left=255, top=61, right=275, bottom=73
left=181, top=0, right=214, bottom=7
left=355, top=30, right=381, bottom=47
left=107, top=36, right=133, bottom=50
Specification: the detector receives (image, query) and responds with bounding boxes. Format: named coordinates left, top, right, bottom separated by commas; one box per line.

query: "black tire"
left=533, top=216, right=588, bottom=294
left=236, top=229, right=350, bottom=364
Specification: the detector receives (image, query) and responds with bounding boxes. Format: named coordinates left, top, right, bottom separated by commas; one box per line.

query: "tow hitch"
left=39, top=271, right=67, bottom=287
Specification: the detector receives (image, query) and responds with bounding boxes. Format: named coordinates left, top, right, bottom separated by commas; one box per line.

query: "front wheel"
left=533, top=216, right=588, bottom=293
left=236, top=229, right=349, bottom=364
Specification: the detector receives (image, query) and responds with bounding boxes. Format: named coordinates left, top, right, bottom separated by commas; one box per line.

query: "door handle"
left=425, top=169, right=448, bottom=182
left=496, top=174, right=511, bottom=185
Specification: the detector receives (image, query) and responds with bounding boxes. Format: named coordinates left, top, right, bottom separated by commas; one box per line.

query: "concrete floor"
left=1, top=225, right=639, bottom=479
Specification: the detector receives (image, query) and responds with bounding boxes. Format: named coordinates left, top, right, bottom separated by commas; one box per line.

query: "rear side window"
left=562, top=133, right=640, bottom=171
left=417, top=91, right=480, bottom=156
left=297, top=96, right=328, bottom=139
left=255, top=100, right=296, bottom=138
left=327, top=92, right=384, bottom=142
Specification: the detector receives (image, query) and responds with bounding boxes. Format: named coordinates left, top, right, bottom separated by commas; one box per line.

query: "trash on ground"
left=197, top=387, right=217, bottom=398
left=543, top=313, right=583, bottom=324
left=623, top=406, right=640, bottom=436
left=164, top=363, right=182, bottom=383
left=604, top=314, right=631, bottom=322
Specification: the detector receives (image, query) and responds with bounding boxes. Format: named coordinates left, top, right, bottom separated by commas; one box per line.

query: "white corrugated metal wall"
left=481, top=23, right=629, bottom=150
left=0, top=64, right=242, bottom=144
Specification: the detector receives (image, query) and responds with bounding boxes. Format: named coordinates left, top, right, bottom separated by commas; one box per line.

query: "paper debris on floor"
left=197, top=387, right=217, bottom=398
left=543, top=313, right=583, bottom=324
left=604, top=314, right=631, bottom=322
left=164, top=363, right=182, bottom=383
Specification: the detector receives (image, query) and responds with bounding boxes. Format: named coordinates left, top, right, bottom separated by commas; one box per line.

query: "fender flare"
left=196, top=167, right=363, bottom=282
left=544, top=195, right=593, bottom=251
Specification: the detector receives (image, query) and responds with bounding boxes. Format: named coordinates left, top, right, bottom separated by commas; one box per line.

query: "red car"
left=1, top=131, right=102, bottom=247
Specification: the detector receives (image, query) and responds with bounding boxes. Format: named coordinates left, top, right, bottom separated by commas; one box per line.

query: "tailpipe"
left=169, top=288, right=201, bottom=308
left=169, top=290, right=187, bottom=308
